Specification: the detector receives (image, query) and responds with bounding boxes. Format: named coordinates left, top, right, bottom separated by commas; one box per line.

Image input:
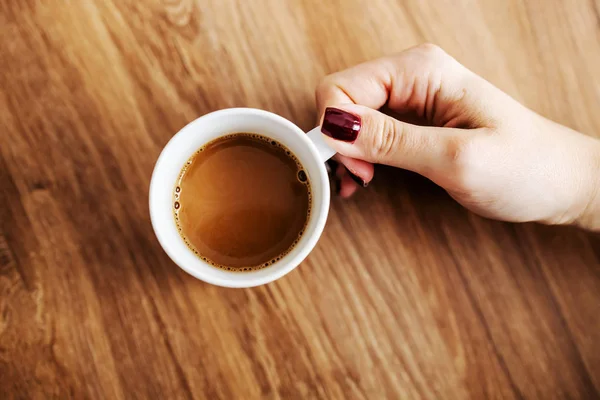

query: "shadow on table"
left=357, top=164, right=600, bottom=271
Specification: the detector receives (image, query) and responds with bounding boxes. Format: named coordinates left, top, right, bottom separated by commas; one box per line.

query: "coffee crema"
left=173, top=133, right=311, bottom=271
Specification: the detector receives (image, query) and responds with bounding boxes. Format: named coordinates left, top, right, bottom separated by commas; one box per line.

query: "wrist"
left=574, top=140, right=600, bottom=231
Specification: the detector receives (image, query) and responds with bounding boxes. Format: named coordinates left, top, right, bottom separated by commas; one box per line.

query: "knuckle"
left=315, top=74, right=342, bottom=111
left=316, top=73, right=341, bottom=93
left=369, top=116, right=402, bottom=161
left=316, top=74, right=332, bottom=89
left=417, top=43, right=445, bottom=58
left=316, top=75, right=333, bottom=95
left=446, top=136, right=483, bottom=189
left=414, top=43, right=458, bottom=70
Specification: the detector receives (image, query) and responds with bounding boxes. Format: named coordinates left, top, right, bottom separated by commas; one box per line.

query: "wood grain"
left=1, top=0, right=599, bottom=398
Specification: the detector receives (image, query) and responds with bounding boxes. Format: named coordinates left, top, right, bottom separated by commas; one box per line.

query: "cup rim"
left=149, top=108, right=330, bottom=288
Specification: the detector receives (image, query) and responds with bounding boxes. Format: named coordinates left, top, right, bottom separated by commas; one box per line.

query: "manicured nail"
left=347, top=168, right=368, bottom=187
left=322, top=107, right=361, bottom=142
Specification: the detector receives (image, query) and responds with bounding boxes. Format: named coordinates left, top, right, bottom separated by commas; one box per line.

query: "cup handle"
left=307, top=127, right=336, bottom=162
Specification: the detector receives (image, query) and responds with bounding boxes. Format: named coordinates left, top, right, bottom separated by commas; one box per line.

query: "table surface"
left=1, top=0, right=600, bottom=398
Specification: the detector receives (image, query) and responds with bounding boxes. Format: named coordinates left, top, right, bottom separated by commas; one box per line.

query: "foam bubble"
left=297, top=170, right=307, bottom=182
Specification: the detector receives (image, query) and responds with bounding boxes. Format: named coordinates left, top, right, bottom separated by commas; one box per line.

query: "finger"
left=327, top=158, right=365, bottom=197
left=320, top=104, right=479, bottom=180
left=316, top=43, right=509, bottom=128
left=340, top=173, right=359, bottom=198
left=316, top=64, right=381, bottom=187
left=316, top=57, right=393, bottom=118
left=335, top=154, right=373, bottom=187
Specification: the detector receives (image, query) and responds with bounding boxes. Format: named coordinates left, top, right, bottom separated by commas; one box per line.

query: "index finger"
left=315, top=57, right=395, bottom=119
left=315, top=59, right=393, bottom=192
left=316, top=44, right=513, bottom=128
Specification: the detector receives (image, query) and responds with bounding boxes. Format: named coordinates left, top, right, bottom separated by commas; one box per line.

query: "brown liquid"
left=174, top=133, right=311, bottom=271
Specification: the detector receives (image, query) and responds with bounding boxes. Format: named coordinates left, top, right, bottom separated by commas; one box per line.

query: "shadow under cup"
left=149, top=108, right=330, bottom=288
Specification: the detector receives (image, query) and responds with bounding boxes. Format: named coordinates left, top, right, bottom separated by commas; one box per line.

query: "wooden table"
left=1, top=1, right=599, bottom=398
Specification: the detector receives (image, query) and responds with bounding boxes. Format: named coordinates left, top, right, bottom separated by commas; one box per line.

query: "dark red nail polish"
left=322, top=107, right=361, bottom=142
left=347, top=168, right=368, bottom=187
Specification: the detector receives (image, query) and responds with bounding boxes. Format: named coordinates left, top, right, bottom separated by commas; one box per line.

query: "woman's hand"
left=316, top=44, right=600, bottom=230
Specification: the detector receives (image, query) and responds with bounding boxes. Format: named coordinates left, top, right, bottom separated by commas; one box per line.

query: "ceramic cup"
left=149, top=108, right=335, bottom=288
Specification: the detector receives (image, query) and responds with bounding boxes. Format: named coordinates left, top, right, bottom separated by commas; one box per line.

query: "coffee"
left=174, top=133, right=311, bottom=271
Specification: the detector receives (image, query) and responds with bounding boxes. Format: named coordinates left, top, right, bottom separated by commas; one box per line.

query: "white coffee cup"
left=149, top=108, right=335, bottom=288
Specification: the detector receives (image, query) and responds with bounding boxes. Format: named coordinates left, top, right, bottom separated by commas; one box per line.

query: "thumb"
left=320, top=105, right=476, bottom=177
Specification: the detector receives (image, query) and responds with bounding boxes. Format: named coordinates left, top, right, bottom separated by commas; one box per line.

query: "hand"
left=316, top=44, right=600, bottom=230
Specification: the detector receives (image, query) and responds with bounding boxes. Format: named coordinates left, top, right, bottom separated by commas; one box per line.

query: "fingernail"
left=347, top=168, right=369, bottom=187
left=322, top=107, right=361, bottom=142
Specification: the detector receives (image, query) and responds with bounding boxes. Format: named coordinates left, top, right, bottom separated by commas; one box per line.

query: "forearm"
left=575, top=139, right=600, bottom=231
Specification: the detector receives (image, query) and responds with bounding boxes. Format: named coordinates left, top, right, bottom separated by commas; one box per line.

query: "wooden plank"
left=1, top=0, right=598, bottom=398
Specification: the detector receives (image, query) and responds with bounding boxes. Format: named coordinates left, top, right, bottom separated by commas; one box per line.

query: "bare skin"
left=316, top=44, right=600, bottom=231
